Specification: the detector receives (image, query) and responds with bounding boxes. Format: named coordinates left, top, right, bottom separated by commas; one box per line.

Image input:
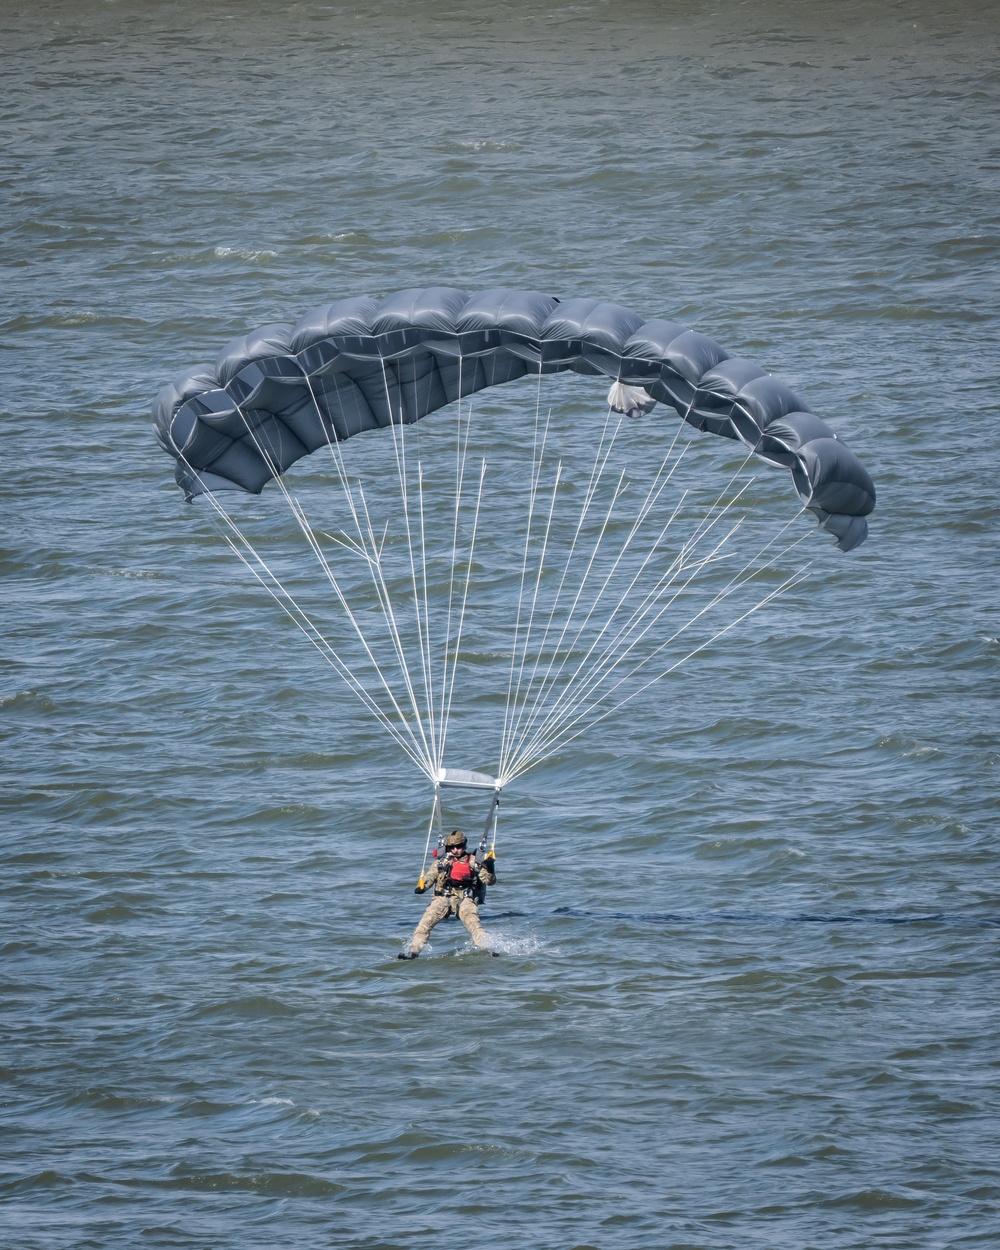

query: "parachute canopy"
left=153, top=287, right=875, bottom=550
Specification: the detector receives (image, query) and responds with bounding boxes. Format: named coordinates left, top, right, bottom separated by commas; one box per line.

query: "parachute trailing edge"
left=152, top=287, right=876, bottom=550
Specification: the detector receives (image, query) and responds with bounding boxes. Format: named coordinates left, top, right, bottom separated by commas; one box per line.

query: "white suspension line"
left=234, top=493, right=436, bottom=775
left=501, top=456, right=565, bottom=771
left=380, top=358, right=438, bottom=770
left=216, top=529, right=434, bottom=777
left=593, top=490, right=809, bottom=690
left=501, top=419, right=694, bottom=770
left=319, top=525, right=384, bottom=566
left=498, top=404, right=627, bottom=773
left=411, top=360, right=443, bottom=769
left=502, top=559, right=813, bottom=785
left=504, top=514, right=747, bottom=778
left=502, top=438, right=742, bottom=774
left=548, top=480, right=754, bottom=705
left=500, top=414, right=698, bottom=777
left=381, top=362, right=433, bottom=753
left=438, top=360, right=477, bottom=769
left=345, top=476, right=437, bottom=769
left=438, top=357, right=465, bottom=767
left=301, top=376, right=434, bottom=735
left=499, top=464, right=629, bottom=777
left=498, top=375, right=552, bottom=768
left=303, top=372, right=377, bottom=551
left=416, top=459, right=436, bottom=758
left=439, top=456, right=489, bottom=769
left=501, top=441, right=692, bottom=773
left=499, top=379, right=550, bottom=761
left=504, top=521, right=811, bottom=782
left=179, top=452, right=435, bottom=777
left=231, top=389, right=437, bottom=771
left=247, top=404, right=436, bottom=772
left=526, top=464, right=760, bottom=730
left=301, top=373, right=417, bottom=655
left=506, top=527, right=811, bottom=783
left=537, top=409, right=690, bottom=664
left=417, top=787, right=442, bottom=884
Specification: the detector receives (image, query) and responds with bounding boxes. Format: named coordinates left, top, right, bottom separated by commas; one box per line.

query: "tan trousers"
left=409, top=894, right=491, bottom=955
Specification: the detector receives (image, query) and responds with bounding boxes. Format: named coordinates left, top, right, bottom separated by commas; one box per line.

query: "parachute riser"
left=477, top=789, right=501, bottom=864
left=418, top=777, right=501, bottom=884
left=416, top=784, right=445, bottom=891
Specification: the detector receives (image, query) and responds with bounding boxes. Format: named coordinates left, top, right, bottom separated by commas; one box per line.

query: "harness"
left=446, top=856, right=474, bottom=889
left=415, top=774, right=500, bottom=894
left=438, top=852, right=482, bottom=902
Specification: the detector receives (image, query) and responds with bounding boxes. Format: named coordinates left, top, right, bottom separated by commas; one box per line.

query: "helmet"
left=445, top=830, right=467, bottom=849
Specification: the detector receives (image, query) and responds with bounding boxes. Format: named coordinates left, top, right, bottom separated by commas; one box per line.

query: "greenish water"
left=3, top=2, right=998, bottom=1247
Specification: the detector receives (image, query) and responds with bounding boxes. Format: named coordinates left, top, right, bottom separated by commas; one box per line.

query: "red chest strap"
left=448, top=856, right=474, bottom=885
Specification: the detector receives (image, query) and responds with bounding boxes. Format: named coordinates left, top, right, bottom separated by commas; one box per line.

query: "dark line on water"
left=399, top=909, right=999, bottom=929
left=549, top=907, right=1000, bottom=929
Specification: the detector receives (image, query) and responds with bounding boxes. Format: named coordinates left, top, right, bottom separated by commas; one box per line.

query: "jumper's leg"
left=409, top=896, right=450, bottom=955
left=458, top=898, right=491, bottom=951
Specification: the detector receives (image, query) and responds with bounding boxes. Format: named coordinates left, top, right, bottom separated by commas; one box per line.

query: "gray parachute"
left=153, top=287, right=876, bottom=550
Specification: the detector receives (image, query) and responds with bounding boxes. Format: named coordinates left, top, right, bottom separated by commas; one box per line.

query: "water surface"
left=3, top=2, right=999, bottom=1247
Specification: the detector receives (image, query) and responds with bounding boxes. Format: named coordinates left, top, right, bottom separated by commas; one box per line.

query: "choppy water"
left=3, top=2, right=999, bottom=1247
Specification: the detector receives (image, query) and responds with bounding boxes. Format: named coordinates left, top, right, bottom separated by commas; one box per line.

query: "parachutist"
left=154, top=290, right=877, bottom=904
left=402, top=830, right=497, bottom=958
